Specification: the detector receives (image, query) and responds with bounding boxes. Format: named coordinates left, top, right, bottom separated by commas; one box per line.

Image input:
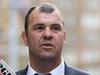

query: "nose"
left=43, top=27, right=53, bottom=40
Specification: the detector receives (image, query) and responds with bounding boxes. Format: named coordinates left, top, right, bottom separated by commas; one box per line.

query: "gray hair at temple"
left=25, top=3, right=64, bottom=32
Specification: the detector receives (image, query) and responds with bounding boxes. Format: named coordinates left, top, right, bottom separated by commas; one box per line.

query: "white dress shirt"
left=27, top=58, right=65, bottom=75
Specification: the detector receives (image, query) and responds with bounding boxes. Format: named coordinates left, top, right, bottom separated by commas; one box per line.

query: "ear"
left=63, top=30, right=66, bottom=44
left=22, top=31, right=28, bottom=46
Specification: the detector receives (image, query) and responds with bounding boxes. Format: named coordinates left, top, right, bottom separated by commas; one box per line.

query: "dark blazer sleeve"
left=65, top=64, right=90, bottom=75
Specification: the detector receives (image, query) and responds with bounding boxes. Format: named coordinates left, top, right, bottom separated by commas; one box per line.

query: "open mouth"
left=40, top=42, right=55, bottom=49
left=42, top=43, right=53, bottom=46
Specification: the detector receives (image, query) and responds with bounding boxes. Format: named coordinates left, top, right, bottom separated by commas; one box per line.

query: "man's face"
left=22, top=8, right=66, bottom=61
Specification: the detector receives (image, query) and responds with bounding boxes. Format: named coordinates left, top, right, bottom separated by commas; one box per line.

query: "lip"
left=40, top=42, right=55, bottom=50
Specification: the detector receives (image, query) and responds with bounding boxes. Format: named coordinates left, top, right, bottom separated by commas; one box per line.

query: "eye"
left=33, top=24, right=45, bottom=31
left=35, top=26, right=44, bottom=30
left=51, top=24, right=62, bottom=32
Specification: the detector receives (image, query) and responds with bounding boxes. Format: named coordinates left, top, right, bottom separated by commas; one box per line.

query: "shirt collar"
left=27, top=58, right=64, bottom=75
left=50, top=58, right=64, bottom=75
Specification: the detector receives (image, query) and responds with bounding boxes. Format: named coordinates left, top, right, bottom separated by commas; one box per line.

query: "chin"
left=39, top=53, right=56, bottom=61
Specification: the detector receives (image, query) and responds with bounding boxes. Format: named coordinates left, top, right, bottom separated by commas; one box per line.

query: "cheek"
left=55, top=34, right=65, bottom=46
left=54, top=35, right=64, bottom=55
left=27, top=33, right=40, bottom=46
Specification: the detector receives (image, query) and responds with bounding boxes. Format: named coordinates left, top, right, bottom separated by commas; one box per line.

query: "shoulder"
left=16, top=66, right=28, bottom=75
left=16, top=69, right=25, bottom=75
left=65, top=64, right=90, bottom=75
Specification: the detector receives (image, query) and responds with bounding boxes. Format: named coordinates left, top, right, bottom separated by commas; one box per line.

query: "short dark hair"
left=39, top=4, right=54, bottom=13
left=25, top=7, right=36, bottom=32
left=24, top=4, right=55, bottom=32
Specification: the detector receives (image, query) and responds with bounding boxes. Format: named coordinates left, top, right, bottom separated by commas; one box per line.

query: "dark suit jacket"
left=16, top=64, right=90, bottom=75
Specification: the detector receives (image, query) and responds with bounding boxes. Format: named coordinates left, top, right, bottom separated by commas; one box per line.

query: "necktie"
left=34, top=73, right=51, bottom=75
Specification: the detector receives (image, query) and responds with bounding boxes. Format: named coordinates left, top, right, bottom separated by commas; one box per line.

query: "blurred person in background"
left=16, top=3, right=90, bottom=75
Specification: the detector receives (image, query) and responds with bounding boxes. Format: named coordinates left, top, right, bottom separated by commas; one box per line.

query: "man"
left=16, top=3, right=90, bottom=75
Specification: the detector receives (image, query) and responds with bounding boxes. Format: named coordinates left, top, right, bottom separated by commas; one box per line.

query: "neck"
left=30, top=56, right=61, bottom=73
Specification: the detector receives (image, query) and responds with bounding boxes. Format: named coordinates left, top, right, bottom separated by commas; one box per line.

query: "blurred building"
left=0, top=0, right=100, bottom=75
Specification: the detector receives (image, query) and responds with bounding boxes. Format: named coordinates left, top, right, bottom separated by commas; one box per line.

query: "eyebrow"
left=33, top=23, right=45, bottom=27
left=33, top=23, right=64, bottom=27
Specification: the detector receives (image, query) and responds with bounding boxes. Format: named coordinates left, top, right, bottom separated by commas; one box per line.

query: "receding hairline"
left=29, top=5, right=64, bottom=24
left=31, top=3, right=63, bottom=15
left=29, top=3, right=64, bottom=20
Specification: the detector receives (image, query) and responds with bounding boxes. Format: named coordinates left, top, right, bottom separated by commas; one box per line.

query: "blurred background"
left=0, top=0, right=100, bottom=75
